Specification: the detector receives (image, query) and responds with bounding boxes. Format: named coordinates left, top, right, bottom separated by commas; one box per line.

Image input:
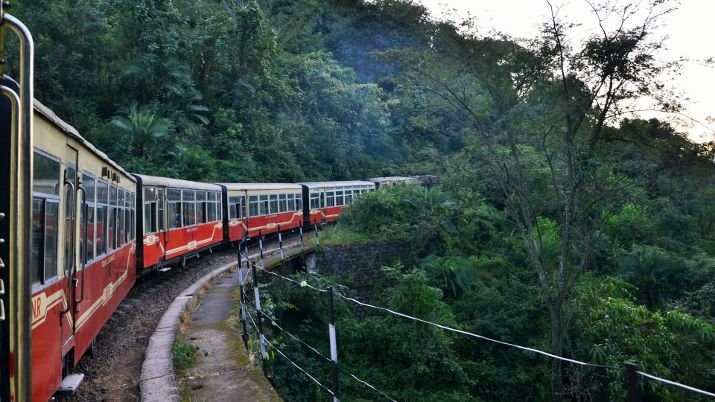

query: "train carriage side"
left=300, top=181, right=375, bottom=226
left=220, top=183, right=303, bottom=242
left=135, top=175, right=223, bottom=273
left=30, top=102, right=137, bottom=401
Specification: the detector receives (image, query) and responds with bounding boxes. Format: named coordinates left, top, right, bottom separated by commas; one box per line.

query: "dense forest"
left=9, top=0, right=715, bottom=400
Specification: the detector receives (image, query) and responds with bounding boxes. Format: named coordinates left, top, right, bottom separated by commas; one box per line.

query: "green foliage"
left=172, top=339, right=197, bottom=370
left=10, top=0, right=715, bottom=399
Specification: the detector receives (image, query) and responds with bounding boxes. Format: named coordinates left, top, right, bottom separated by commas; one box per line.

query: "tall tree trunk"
left=550, top=302, right=564, bottom=400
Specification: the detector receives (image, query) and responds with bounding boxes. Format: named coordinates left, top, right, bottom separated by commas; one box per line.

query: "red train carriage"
left=135, top=175, right=223, bottom=273
left=300, top=181, right=375, bottom=226
left=30, top=103, right=137, bottom=401
left=219, top=183, right=304, bottom=242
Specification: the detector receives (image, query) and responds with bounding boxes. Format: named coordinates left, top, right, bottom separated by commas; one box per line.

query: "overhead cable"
left=637, top=371, right=715, bottom=398
left=335, top=293, right=616, bottom=369
left=265, top=338, right=336, bottom=397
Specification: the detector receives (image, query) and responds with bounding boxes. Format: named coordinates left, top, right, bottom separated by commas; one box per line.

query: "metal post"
left=252, top=261, right=267, bottom=376
left=259, top=232, right=265, bottom=270
left=237, top=241, right=248, bottom=347
left=278, top=229, right=284, bottom=260
left=624, top=363, right=642, bottom=402
left=314, top=223, right=319, bottom=246
left=299, top=226, right=304, bottom=252
left=328, top=287, right=339, bottom=402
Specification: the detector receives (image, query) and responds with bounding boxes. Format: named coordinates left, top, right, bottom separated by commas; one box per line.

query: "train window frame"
left=335, top=190, right=344, bottom=206
left=310, top=192, right=320, bottom=209
left=269, top=194, right=278, bottom=214
left=287, top=194, right=295, bottom=211
left=345, top=189, right=353, bottom=204
left=295, top=193, right=302, bottom=211
left=326, top=191, right=335, bottom=207
left=95, top=179, right=109, bottom=257
left=259, top=194, right=269, bottom=215
left=117, top=188, right=126, bottom=247
left=249, top=195, right=259, bottom=217
left=182, top=190, right=196, bottom=227
left=33, top=149, right=61, bottom=196
left=31, top=151, right=63, bottom=289
left=168, top=188, right=182, bottom=229
left=81, top=172, right=97, bottom=265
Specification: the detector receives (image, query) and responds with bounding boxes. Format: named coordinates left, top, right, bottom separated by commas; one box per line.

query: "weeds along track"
left=71, top=233, right=302, bottom=402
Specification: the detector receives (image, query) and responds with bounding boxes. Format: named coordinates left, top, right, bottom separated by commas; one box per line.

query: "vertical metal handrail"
left=1, top=10, right=34, bottom=402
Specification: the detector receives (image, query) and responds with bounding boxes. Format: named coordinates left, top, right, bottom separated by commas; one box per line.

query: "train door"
left=60, top=144, right=79, bottom=363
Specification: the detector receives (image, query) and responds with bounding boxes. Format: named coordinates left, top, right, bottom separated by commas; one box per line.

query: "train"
left=0, top=12, right=424, bottom=401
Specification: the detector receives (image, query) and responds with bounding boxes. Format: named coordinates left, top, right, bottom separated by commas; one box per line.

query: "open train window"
left=81, top=173, right=96, bottom=264
left=183, top=190, right=196, bottom=226
left=249, top=195, right=259, bottom=217
left=31, top=151, right=61, bottom=286
left=279, top=194, right=287, bottom=212
left=96, top=180, right=108, bottom=256
left=168, top=188, right=181, bottom=228
left=326, top=191, right=335, bottom=207
left=295, top=193, right=303, bottom=211
left=197, top=191, right=207, bottom=224
left=260, top=195, right=269, bottom=215
left=117, top=189, right=126, bottom=246
left=269, top=194, right=278, bottom=214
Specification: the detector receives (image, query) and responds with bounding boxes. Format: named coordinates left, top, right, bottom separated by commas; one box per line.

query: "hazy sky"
left=417, top=0, right=715, bottom=142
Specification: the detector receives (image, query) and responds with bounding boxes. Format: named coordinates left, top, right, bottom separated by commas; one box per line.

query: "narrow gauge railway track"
left=69, top=234, right=303, bottom=402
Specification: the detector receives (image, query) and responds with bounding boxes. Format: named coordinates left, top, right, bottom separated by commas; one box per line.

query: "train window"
left=33, top=151, right=61, bottom=195
left=277, top=194, right=285, bottom=212
left=157, top=189, right=165, bottom=231
left=183, top=190, right=196, bottom=226
left=168, top=189, right=182, bottom=228
left=110, top=185, right=118, bottom=206
left=286, top=194, right=294, bottom=211
left=108, top=206, right=116, bottom=251
left=295, top=194, right=302, bottom=211
left=326, top=192, right=335, bottom=207
left=118, top=207, right=125, bottom=247
left=269, top=194, right=278, bottom=214
left=31, top=199, right=43, bottom=284
left=260, top=195, right=269, bottom=215
left=198, top=201, right=207, bottom=224
left=81, top=173, right=96, bottom=264
left=168, top=201, right=181, bottom=229
left=345, top=190, right=353, bottom=204
left=130, top=192, right=136, bottom=240
left=229, top=196, right=239, bottom=219
left=44, top=201, right=60, bottom=282
left=310, top=192, right=319, bottom=209
left=144, top=187, right=155, bottom=202
left=336, top=190, right=344, bottom=206
left=249, top=196, right=259, bottom=217
left=239, top=196, right=245, bottom=218
left=97, top=180, right=108, bottom=205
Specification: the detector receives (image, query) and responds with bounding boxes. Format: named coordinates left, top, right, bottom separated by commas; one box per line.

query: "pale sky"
left=418, top=0, right=715, bottom=143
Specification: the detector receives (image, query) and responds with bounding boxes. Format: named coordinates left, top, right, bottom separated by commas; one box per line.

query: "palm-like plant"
left=111, top=104, right=170, bottom=158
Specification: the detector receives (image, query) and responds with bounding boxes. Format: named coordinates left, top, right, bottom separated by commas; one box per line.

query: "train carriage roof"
left=368, top=176, right=418, bottom=183
left=300, top=181, right=375, bottom=189
left=219, top=183, right=302, bottom=191
left=134, top=174, right=222, bottom=191
left=34, top=100, right=135, bottom=182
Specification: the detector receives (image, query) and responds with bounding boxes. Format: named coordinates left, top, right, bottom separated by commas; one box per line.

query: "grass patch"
left=319, top=225, right=371, bottom=245
left=172, top=339, right=197, bottom=370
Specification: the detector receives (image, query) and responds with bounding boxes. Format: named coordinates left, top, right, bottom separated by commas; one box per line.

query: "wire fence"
left=235, top=240, right=715, bottom=401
